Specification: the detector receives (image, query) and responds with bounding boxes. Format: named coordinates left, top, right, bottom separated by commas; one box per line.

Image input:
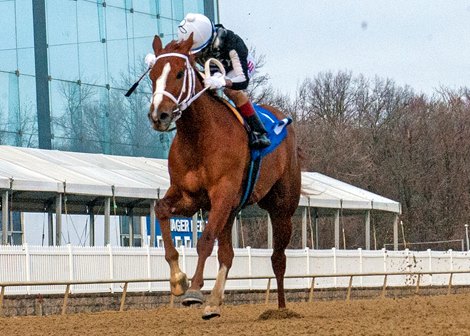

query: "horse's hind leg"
left=268, top=214, right=292, bottom=308
left=202, top=214, right=235, bottom=319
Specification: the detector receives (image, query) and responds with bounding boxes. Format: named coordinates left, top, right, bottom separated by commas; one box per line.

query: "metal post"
left=89, top=207, right=95, bottom=246
left=2, top=191, right=8, bottom=245
left=314, top=208, right=319, bottom=249
left=150, top=200, right=156, bottom=247
left=20, top=212, right=25, bottom=245
left=104, top=198, right=110, bottom=246
left=301, top=208, right=307, bottom=249
left=48, top=209, right=54, bottom=246
left=334, top=209, right=340, bottom=249
left=55, top=194, right=62, bottom=246
left=232, top=216, right=239, bottom=248
left=393, top=215, right=399, bottom=251
left=365, top=210, right=371, bottom=250
left=128, top=211, right=134, bottom=247
left=465, top=224, right=469, bottom=251
left=267, top=214, right=273, bottom=249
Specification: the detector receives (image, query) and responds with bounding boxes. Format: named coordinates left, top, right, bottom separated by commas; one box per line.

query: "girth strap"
left=235, top=153, right=262, bottom=213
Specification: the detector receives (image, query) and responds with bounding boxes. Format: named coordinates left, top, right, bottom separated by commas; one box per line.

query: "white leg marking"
left=212, top=265, right=228, bottom=302
left=151, top=62, right=171, bottom=117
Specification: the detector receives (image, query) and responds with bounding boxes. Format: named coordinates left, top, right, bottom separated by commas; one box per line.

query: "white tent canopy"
left=0, top=145, right=401, bottom=249
left=301, top=172, right=400, bottom=213
left=0, top=145, right=400, bottom=214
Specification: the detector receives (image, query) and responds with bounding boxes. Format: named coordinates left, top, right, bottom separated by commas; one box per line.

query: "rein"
left=125, top=49, right=226, bottom=131
left=152, top=54, right=226, bottom=127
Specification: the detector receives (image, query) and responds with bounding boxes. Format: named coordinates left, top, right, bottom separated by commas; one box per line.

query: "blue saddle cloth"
left=237, top=104, right=292, bottom=209
left=252, top=105, right=292, bottom=160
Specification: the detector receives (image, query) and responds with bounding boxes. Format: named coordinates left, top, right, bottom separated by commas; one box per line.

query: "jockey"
left=177, top=13, right=271, bottom=149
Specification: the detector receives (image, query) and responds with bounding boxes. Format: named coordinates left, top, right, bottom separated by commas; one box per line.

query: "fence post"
left=346, top=275, right=353, bottom=301
left=25, top=243, right=31, bottom=295
left=108, top=244, right=114, bottom=293
left=359, top=248, right=363, bottom=287
left=332, top=247, right=337, bottom=287
left=449, top=249, right=454, bottom=272
left=119, top=282, right=128, bottom=312
left=181, top=245, right=186, bottom=273
left=405, top=248, right=410, bottom=273
left=428, top=249, right=432, bottom=286
left=305, top=247, right=310, bottom=288
left=381, top=275, right=388, bottom=299
left=265, top=278, right=271, bottom=305
left=1, top=191, right=8, bottom=245
left=415, top=273, right=421, bottom=294
left=382, top=248, right=387, bottom=273
left=62, top=284, right=70, bottom=315
left=146, top=244, right=152, bottom=292
left=308, top=277, right=315, bottom=302
left=0, top=286, right=4, bottom=316
left=447, top=273, right=453, bottom=295
left=68, top=244, right=74, bottom=282
left=247, top=246, right=252, bottom=290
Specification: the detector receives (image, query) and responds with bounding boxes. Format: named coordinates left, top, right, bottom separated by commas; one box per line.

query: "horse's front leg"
left=202, top=213, right=236, bottom=319
left=155, top=186, right=198, bottom=296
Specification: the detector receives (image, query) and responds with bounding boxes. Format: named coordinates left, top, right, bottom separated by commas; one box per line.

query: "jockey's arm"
left=225, top=49, right=249, bottom=90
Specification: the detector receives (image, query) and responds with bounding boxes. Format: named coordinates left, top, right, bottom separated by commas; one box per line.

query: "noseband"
left=152, top=53, right=225, bottom=126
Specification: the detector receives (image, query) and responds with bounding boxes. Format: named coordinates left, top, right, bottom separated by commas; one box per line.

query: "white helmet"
left=177, top=13, right=214, bottom=53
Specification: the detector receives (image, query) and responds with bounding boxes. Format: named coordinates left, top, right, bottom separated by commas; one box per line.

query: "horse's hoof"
left=202, top=305, right=221, bottom=320
left=170, top=272, right=189, bottom=296
left=181, top=289, right=204, bottom=306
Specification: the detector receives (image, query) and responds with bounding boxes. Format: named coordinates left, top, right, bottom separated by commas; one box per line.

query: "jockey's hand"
left=204, top=72, right=226, bottom=90
left=145, top=53, right=157, bottom=68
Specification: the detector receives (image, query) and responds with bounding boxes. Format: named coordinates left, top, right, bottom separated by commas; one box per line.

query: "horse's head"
left=148, top=35, right=196, bottom=131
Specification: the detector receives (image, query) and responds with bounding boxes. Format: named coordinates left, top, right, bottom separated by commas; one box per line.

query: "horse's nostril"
left=160, top=112, right=170, bottom=121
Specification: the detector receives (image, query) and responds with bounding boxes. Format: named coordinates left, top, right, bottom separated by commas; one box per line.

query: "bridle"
left=151, top=53, right=225, bottom=127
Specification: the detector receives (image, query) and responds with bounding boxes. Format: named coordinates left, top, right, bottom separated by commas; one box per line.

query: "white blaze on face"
left=151, top=62, right=171, bottom=116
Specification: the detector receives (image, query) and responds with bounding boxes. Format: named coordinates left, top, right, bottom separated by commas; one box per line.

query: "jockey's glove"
left=204, top=72, right=226, bottom=90
left=145, top=53, right=157, bottom=68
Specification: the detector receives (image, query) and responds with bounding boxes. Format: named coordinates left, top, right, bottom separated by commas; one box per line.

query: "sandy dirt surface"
left=1, top=293, right=470, bottom=336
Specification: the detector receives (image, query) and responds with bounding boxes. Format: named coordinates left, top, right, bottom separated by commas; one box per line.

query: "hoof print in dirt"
left=257, top=308, right=303, bottom=320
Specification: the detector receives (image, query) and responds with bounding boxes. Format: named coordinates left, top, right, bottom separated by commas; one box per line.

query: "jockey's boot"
left=245, top=114, right=271, bottom=149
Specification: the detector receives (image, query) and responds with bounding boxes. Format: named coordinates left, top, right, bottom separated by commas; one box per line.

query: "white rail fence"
left=1, top=245, right=470, bottom=295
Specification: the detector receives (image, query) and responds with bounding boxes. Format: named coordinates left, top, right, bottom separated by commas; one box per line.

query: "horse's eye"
left=176, top=71, right=184, bottom=80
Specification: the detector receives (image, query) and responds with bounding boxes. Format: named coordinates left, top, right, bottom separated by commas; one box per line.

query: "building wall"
left=0, top=0, right=217, bottom=157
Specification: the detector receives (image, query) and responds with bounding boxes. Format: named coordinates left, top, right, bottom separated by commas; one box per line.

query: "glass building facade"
left=0, top=0, right=218, bottom=158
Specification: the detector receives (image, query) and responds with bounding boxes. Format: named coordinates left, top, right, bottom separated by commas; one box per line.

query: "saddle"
left=217, top=97, right=292, bottom=209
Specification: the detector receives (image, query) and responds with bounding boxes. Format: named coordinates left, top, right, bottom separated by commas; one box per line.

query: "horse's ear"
left=179, top=33, right=194, bottom=54
left=152, top=35, right=163, bottom=54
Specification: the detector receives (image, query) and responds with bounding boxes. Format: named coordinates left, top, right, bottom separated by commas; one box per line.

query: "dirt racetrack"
left=1, top=293, right=470, bottom=336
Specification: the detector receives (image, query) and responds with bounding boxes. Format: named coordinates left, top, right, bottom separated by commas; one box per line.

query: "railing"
left=2, top=269, right=470, bottom=317
left=2, top=245, right=470, bottom=295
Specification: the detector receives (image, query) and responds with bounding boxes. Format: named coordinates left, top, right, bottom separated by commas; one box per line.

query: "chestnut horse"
left=148, top=34, right=301, bottom=319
